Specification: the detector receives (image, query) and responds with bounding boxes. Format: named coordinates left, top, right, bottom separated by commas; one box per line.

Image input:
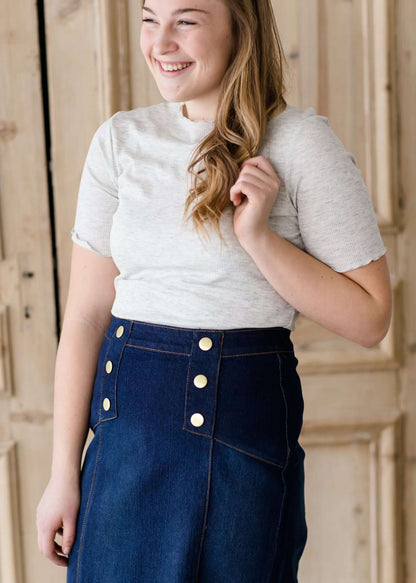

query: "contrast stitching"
left=195, top=437, right=214, bottom=578
left=267, top=469, right=287, bottom=581
left=222, top=350, right=294, bottom=358
left=182, top=349, right=193, bottom=431
left=75, top=423, right=103, bottom=583
left=276, top=352, right=291, bottom=467
left=97, top=340, right=112, bottom=425
left=112, top=318, right=288, bottom=334
left=124, top=344, right=293, bottom=358
left=213, top=437, right=286, bottom=469
left=266, top=352, right=291, bottom=581
left=125, top=343, right=190, bottom=357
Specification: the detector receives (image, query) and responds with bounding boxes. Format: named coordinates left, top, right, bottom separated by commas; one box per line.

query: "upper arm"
left=285, top=111, right=387, bottom=273
left=63, top=243, right=120, bottom=334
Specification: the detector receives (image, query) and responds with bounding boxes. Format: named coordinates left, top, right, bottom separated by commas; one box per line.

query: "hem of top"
left=331, top=247, right=387, bottom=273
left=109, top=312, right=293, bottom=334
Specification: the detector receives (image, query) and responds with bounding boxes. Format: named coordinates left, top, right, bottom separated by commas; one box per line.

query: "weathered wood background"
left=0, top=0, right=414, bottom=581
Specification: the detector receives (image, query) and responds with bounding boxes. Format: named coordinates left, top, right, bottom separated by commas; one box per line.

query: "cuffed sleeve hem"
left=71, top=228, right=112, bottom=258
left=329, top=246, right=387, bottom=273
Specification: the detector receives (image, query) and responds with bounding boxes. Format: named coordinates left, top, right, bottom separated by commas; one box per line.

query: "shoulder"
left=102, top=101, right=175, bottom=143
left=264, top=104, right=333, bottom=155
left=264, top=103, right=356, bottom=173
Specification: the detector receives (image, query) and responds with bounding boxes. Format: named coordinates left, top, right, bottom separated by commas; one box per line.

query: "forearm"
left=241, top=229, right=390, bottom=347
left=50, top=316, right=109, bottom=481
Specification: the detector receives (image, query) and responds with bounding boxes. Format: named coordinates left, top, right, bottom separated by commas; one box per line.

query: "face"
left=140, top=0, right=234, bottom=121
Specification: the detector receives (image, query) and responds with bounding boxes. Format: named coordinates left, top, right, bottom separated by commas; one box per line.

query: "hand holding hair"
left=230, top=155, right=281, bottom=244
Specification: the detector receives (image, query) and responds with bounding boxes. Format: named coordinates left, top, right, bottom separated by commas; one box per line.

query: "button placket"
left=185, top=331, right=223, bottom=434
left=100, top=320, right=133, bottom=422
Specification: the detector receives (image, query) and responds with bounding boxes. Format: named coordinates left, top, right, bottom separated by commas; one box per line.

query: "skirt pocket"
left=214, top=351, right=296, bottom=468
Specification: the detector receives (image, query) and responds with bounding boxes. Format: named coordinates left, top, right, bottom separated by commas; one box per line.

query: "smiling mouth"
left=157, top=61, right=193, bottom=72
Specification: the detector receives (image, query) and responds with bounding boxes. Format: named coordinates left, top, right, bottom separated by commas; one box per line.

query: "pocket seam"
left=275, top=351, right=291, bottom=463
left=213, top=437, right=286, bottom=469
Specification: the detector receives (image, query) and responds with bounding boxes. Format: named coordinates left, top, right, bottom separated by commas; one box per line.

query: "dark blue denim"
left=66, top=315, right=307, bottom=583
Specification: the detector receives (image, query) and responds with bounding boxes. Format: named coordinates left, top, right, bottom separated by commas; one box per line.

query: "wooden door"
left=1, top=0, right=414, bottom=581
left=0, top=1, right=58, bottom=582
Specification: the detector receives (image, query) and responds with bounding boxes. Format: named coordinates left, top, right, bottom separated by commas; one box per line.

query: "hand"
left=36, top=474, right=80, bottom=567
left=230, top=155, right=281, bottom=246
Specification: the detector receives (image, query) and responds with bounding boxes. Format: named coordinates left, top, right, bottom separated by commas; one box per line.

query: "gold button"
left=103, top=398, right=111, bottom=411
left=199, top=337, right=213, bottom=351
left=190, top=413, right=204, bottom=427
left=105, top=360, right=113, bottom=374
left=193, top=374, right=208, bottom=389
left=116, top=325, right=124, bottom=338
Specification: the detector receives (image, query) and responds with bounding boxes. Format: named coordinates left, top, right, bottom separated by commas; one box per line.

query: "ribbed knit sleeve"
left=284, top=109, right=386, bottom=272
left=71, top=114, right=119, bottom=257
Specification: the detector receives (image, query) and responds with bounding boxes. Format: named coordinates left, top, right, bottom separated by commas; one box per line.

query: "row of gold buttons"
left=190, top=336, right=213, bottom=428
left=102, top=325, right=125, bottom=412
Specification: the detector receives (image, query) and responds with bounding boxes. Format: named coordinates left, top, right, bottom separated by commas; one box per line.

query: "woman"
left=36, top=0, right=392, bottom=581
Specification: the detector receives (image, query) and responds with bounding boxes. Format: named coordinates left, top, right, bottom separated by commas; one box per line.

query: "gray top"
left=71, top=100, right=386, bottom=330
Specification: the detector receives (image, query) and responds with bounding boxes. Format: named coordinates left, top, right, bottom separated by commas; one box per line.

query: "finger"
left=233, top=174, right=266, bottom=191
left=39, top=529, right=69, bottom=566
left=241, top=156, right=279, bottom=178
left=62, top=517, right=77, bottom=556
left=238, top=163, right=273, bottom=184
left=230, top=181, right=249, bottom=206
left=230, top=179, right=263, bottom=206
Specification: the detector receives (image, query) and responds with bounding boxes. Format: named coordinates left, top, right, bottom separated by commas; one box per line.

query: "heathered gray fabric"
left=71, top=100, right=386, bottom=330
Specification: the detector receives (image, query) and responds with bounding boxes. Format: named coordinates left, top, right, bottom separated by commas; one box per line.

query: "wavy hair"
left=142, top=0, right=288, bottom=242
left=182, top=0, right=288, bottom=243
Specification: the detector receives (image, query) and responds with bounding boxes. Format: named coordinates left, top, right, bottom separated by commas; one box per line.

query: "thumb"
left=62, top=518, right=76, bottom=555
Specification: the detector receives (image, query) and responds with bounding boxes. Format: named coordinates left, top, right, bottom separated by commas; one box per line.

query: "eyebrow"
left=142, top=6, right=209, bottom=16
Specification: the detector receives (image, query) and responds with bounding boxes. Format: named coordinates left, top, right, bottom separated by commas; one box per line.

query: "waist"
left=106, top=315, right=294, bottom=357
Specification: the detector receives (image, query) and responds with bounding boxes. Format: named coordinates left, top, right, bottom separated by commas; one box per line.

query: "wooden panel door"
left=273, top=0, right=406, bottom=581
left=0, top=0, right=409, bottom=581
left=0, top=1, right=58, bottom=581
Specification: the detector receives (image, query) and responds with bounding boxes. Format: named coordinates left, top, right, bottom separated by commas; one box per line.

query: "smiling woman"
left=140, top=1, right=234, bottom=121
left=35, top=0, right=391, bottom=581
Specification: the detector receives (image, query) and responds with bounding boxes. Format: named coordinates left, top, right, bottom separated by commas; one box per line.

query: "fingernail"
left=63, top=546, right=71, bottom=555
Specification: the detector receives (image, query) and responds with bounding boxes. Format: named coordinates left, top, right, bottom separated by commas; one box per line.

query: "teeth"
left=160, top=62, right=192, bottom=72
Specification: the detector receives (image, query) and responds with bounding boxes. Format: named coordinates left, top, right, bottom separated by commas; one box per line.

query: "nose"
left=153, top=26, right=179, bottom=55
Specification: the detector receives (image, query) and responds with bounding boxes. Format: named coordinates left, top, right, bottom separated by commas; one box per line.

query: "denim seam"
left=222, top=350, right=294, bottom=358
left=97, top=339, right=112, bottom=425
left=195, top=437, right=214, bottom=580
left=266, top=352, right=292, bottom=581
left=182, top=347, right=193, bottom=432
left=195, top=333, right=224, bottom=578
left=182, top=333, right=224, bottom=437
left=123, top=345, right=293, bottom=358
left=213, top=437, right=286, bottom=469
left=111, top=318, right=288, bottom=334
left=125, top=343, right=191, bottom=357
left=99, top=325, right=132, bottom=425
left=75, top=423, right=103, bottom=583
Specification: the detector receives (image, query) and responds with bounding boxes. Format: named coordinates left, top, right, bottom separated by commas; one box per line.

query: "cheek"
left=210, top=30, right=234, bottom=72
left=139, top=32, right=150, bottom=58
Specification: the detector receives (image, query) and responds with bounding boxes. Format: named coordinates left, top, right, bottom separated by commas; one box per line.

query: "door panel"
left=1, top=0, right=413, bottom=581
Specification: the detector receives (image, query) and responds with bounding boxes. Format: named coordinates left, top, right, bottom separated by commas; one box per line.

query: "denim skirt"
left=66, top=315, right=307, bottom=583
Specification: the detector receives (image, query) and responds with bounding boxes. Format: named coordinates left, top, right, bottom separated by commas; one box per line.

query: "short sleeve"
left=284, top=109, right=387, bottom=272
left=71, top=115, right=119, bottom=257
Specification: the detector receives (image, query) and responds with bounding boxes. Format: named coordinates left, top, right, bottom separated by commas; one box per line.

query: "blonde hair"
left=142, top=0, right=288, bottom=243
left=182, top=0, right=288, bottom=243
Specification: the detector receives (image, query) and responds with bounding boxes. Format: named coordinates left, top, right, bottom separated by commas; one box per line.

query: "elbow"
left=356, top=308, right=392, bottom=348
